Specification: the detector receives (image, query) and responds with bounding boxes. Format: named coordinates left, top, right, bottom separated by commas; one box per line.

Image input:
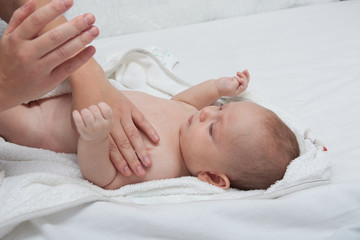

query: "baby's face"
left=179, top=101, right=266, bottom=176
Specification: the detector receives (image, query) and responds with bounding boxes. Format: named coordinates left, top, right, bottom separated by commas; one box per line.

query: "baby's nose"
left=199, top=107, right=217, bottom=122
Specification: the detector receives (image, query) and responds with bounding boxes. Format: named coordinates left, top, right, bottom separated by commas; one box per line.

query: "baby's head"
left=179, top=101, right=299, bottom=190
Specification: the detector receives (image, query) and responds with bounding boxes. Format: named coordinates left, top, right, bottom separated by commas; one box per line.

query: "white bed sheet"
left=5, top=1, right=360, bottom=239
left=63, top=0, right=338, bottom=38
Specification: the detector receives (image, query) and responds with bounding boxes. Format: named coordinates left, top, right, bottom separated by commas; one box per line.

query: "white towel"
left=0, top=19, right=6, bottom=38
left=0, top=47, right=330, bottom=236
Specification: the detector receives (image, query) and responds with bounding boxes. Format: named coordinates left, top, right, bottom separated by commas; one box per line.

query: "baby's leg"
left=0, top=101, right=46, bottom=148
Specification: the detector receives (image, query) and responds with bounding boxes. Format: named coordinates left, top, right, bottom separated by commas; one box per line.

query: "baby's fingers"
left=233, top=77, right=248, bottom=95
left=234, top=75, right=245, bottom=86
left=236, top=71, right=246, bottom=79
left=242, top=69, right=250, bottom=81
left=88, top=104, right=104, bottom=122
left=98, top=102, right=113, bottom=122
left=237, top=70, right=250, bottom=84
left=72, top=110, right=86, bottom=132
left=237, top=70, right=250, bottom=83
left=80, top=108, right=96, bottom=127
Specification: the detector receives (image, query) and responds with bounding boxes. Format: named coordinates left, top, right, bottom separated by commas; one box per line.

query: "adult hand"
left=70, top=59, right=160, bottom=177
left=104, top=85, right=160, bottom=177
left=0, top=0, right=99, bottom=111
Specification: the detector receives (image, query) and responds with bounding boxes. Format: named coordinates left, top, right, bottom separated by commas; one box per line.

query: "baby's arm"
left=172, top=70, right=250, bottom=110
left=72, top=102, right=117, bottom=188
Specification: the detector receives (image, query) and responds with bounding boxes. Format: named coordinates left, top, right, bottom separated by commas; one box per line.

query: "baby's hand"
left=216, top=70, right=250, bottom=97
left=72, top=102, right=114, bottom=143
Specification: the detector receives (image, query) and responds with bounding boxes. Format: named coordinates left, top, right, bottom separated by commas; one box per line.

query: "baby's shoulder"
left=170, top=99, right=197, bottom=111
left=146, top=146, right=188, bottom=180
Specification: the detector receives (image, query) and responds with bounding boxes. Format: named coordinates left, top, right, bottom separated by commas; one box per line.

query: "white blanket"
left=0, top=48, right=330, bottom=237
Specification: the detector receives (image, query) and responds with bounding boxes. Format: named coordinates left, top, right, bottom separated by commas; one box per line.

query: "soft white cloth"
left=0, top=19, right=6, bottom=37
left=0, top=48, right=330, bottom=236
left=63, top=0, right=337, bottom=38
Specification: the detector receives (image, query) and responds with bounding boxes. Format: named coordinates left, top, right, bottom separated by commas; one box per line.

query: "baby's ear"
left=197, top=171, right=230, bottom=189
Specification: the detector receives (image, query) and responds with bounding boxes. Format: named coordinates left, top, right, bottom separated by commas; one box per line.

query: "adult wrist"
left=0, top=74, right=18, bottom=111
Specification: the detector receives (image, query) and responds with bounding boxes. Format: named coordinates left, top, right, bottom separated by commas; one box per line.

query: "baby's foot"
left=72, top=102, right=114, bottom=143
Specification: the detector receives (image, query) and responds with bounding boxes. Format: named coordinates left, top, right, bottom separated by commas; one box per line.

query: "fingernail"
left=153, top=133, right=160, bottom=142
left=59, top=0, right=73, bottom=8
left=124, top=166, right=132, bottom=176
left=137, top=166, right=145, bottom=176
left=143, top=156, right=151, bottom=167
left=87, top=26, right=99, bottom=37
left=84, top=13, right=95, bottom=25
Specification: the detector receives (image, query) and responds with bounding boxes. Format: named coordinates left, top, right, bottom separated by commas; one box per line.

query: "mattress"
left=4, top=1, right=360, bottom=239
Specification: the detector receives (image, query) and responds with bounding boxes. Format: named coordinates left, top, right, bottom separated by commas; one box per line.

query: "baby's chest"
left=145, top=145, right=187, bottom=181
left=141, top=120, right=186, bottom=179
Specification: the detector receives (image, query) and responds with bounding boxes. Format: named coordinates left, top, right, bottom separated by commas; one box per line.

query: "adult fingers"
left=111, top=121, right=146, bottom=177
left=4, top=0, right=36, bottom=35
left=121, top=114, right=152, bottom=168
left=108, top=136, right=132, bottom=176
left=16, top=0, right=74, bottom=39
left=133, top=109, right=160, bottom=144
left=35, top=13, right=96, bottom=58
left=43, top=26, right=99, bottom=70
left=49, top=45, right=96, bottom=86
left=129, top=110, right=159, bottom=168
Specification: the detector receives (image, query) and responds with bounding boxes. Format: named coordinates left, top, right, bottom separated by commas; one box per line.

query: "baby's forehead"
left=224, top=101, right=268, bottom=118
left=226, top=100, right=262, bottom=109
left=221, top=101, right=268, bottom=139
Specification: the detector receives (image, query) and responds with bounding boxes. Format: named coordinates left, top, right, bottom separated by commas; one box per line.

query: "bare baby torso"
left=38, top=91, right=196, bottom=184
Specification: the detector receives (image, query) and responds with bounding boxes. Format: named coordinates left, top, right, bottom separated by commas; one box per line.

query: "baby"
left=0, top=70, right=299, bottom=190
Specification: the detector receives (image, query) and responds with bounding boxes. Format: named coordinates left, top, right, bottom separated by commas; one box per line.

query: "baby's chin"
left=178, top=121, right=188, bottom=142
